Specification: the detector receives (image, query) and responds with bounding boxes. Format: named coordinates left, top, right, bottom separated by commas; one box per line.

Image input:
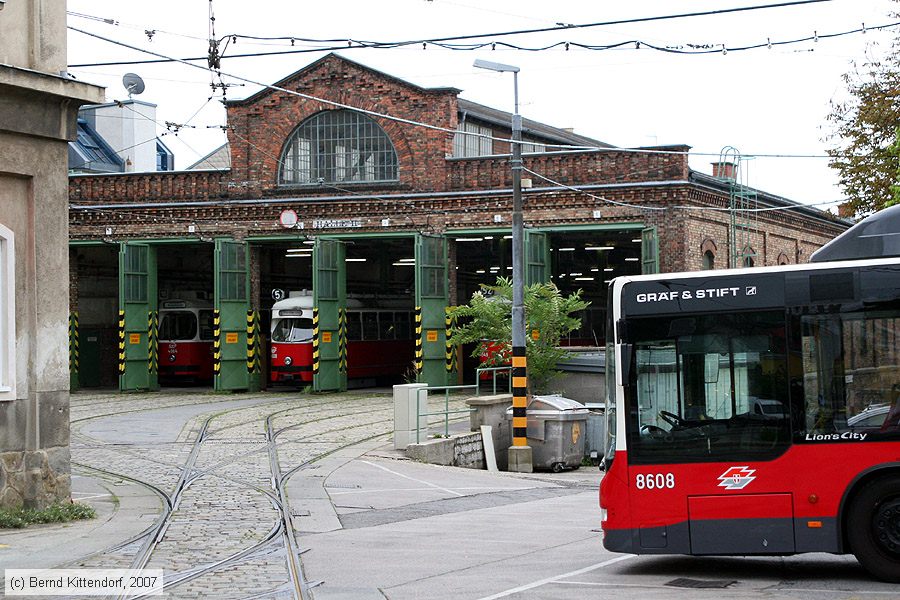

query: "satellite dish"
left=122, top=73, right=145, bottom=97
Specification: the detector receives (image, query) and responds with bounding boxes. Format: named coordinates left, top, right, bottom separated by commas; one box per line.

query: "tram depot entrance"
left=70, top=227, right=650, bottom=393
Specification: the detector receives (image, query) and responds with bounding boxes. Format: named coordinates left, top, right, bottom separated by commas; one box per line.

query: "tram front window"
left=160, top=312, right=198, bottom=341
left=272, top=318, right=314, bottom=343
left=627, top=311, right=790, bottom=464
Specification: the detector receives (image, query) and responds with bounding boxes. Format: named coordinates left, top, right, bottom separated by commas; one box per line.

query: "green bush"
left=0, top=502, right=96, bottom=529
left=449, top=277, right=589, bottom=393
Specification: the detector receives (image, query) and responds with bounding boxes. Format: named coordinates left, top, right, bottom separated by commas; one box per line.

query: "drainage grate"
left=665, top=578, right=737, bottom=589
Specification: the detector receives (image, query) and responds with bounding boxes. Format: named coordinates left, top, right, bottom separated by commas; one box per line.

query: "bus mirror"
left=617, top=343, right=633, bottom=386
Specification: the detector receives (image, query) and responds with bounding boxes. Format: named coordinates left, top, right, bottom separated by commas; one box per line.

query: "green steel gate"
left=214, top=239, right=255, bottom=391
left=313, top=238, right=346, bottom=392
left=415, top=234, right=449, bottom=386
left=524, top=230, right=550, bottom=286
left=118, top=242, right=158, bottom=391
left=641, top=226, right=659, bottom=274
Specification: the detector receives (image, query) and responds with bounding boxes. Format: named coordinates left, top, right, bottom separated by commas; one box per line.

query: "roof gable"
left=225, top=53, right=461, bottom=108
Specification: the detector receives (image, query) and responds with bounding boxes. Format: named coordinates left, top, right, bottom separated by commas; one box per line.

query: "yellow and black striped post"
left=444, top=307, right=455, bottom=373
left=511, top=346, right=528, bottom=447
left=69, top=312, right=80, bottom=375
left=148, top=311, right=158, bottom=374
left=117, top=310, right=126, bottom=375
left=212, top=309, right=221, bottom=376
left=338, top=307, right=347, bottom=373
left=312, top=307, right=320, bottom=375
left=246, top=310, right=255, bottom=373
left=414, top=306, right=423, bottom=374
left=253, top=310, right=262, bottom=373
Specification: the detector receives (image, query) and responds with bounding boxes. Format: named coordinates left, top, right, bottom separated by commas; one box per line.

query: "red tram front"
left=158, top=299, right=215, bottom=383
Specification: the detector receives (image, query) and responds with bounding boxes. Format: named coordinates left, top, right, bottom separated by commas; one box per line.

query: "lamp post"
left=473, top=59, right=532, bottom=473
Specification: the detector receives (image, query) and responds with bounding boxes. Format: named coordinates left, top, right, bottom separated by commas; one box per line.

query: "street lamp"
left=473, top=59, right=532, bottom=473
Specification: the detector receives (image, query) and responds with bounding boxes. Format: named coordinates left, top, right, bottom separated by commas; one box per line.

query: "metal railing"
left=476, top=366, right=512, bottom=396
left=413, top=366, right=512, bottom=443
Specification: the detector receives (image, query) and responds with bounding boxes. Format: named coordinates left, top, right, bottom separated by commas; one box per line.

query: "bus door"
left=313, top=237, right=346, bottom=392
left=627, top=309, right=794, bottom=554
left=118, top=242, right=159, bottom=391
left=415, top=234, right=449, bottom=386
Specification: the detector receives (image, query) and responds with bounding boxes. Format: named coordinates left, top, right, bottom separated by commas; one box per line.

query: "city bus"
left=600, top=205, right=900, bottom=582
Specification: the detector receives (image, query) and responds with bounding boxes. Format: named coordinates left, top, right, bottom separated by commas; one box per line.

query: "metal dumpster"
left=507, top=395, right=589, bottom=472
left=583, top=402, right=606, bottom=462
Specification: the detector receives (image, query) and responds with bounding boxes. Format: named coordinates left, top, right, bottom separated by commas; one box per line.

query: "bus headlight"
left=284, top=356, right=292, bottom=366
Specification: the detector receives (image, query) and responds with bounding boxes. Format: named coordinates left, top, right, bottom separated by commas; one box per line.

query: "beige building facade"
left=0, top=0, right=104, bottom=508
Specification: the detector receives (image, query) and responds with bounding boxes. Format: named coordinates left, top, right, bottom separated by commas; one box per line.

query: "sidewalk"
left=0, top=469, right=160, bottom=571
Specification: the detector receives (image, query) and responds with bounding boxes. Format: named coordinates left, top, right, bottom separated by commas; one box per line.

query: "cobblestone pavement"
left=68, top=388, right=472, bottom=599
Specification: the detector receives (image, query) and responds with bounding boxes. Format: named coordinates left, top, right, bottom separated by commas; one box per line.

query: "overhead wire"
left=69, top=24, right=874, bottom=162
left=67, top=0, right=867, bottom=67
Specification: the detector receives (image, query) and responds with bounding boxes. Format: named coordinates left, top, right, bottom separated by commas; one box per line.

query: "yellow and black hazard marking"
left=414, top=306, right=423, bottom=374
left=312, top=308, right=320, bottom=375
left=253, top=310, right=262, bottom=373
left=338, top=307, right=347, bottom=373
left=444, top=307, right=457, bottom=373
left=246, top=310, right=256, bottom=373
left=212, top=309, right=221, bottom=376
left=117, top=310, right=126, bottom=375
left=69, top=312, right=79, bottom=374
left=148, top=311, right=158, bottom=374
left=511, top=346, right=528, bottom=447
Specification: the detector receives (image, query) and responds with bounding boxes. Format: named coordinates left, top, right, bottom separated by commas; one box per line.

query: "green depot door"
left=215, top=239, right=253, bottom=391
left=415, top=234, right=449, bottom=386
left=641, top=226, right=659, bottom=274
left=313, top=238, right=346, bottom=392
left=525, top=230, right=550, bottom=286
left=119, top=242, right=158, bottom=391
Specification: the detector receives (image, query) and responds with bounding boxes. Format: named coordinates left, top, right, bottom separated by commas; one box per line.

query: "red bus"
left=158, top=299, right=215, bottom=383
left=600, top=205, right=900, bottom=582
left=269, top=293, right=415, bottom=384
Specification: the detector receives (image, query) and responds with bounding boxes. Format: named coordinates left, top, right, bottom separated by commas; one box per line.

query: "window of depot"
left=279, top=110, right=398, bottom=185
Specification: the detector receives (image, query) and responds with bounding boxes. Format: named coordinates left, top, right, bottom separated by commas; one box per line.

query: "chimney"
left=712, top=161, right=737, bottom=181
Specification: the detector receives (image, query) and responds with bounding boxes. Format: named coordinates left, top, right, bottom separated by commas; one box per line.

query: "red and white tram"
left=158, top=298, right=215, bottom=383
left=269, top=293, right=415, bottom=384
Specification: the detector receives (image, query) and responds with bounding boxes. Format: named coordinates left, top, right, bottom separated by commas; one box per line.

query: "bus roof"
left=811, top=204, right=900, bottom=262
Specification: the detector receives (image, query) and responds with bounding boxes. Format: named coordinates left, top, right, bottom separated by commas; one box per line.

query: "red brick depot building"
left=68, top=54, right=848, bottom=392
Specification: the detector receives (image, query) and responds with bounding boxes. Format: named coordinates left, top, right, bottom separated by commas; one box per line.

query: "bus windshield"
left=272, top=318, right=314, bottom=343
left=159, top=311, right=198, bottom=341
left=626, top=310, right=791, bottom=464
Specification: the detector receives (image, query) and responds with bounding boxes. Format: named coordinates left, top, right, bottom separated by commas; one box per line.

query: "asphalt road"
left=3, top=388, right=894, bottom=599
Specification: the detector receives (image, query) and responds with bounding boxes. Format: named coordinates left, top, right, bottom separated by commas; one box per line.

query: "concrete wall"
left=0, top=3, right=105, bottom=509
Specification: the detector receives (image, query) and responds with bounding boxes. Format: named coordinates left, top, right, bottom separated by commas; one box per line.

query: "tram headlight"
left=284, top=356, right=292, bottom=366
left=168, top=354, right=176, bottom=362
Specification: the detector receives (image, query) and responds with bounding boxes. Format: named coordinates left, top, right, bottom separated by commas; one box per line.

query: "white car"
left=847, top=404, right=890, bottom=430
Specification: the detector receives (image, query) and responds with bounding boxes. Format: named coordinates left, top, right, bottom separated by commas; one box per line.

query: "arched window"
left=278, top=110, right=398, bottom=185
left=700, top=239, right=717, bottom=271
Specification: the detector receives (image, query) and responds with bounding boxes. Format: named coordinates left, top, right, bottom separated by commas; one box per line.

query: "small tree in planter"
left=449, top=277, right=589, bottom=394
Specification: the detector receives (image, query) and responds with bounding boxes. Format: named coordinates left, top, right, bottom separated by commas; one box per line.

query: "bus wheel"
left=848, top=474, right=900, bottom=583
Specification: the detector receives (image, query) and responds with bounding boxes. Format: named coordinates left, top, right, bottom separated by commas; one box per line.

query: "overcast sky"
left=65, top=0, right=899, bottom=210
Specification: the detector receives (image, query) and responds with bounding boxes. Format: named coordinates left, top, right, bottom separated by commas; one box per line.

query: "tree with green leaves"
left=448, top=277, right=590, bottom=394
left=826, top=5, right=900, bottom=218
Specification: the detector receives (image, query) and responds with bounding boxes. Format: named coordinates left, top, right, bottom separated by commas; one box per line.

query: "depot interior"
left=72, top=230, right=641, bottom=389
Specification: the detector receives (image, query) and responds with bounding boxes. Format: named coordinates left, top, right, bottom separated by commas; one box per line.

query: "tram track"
left=66, top=390, right=472, bottom=599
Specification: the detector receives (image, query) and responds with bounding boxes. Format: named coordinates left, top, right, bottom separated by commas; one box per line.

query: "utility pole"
left=474, top=59, right=532, bottom=473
